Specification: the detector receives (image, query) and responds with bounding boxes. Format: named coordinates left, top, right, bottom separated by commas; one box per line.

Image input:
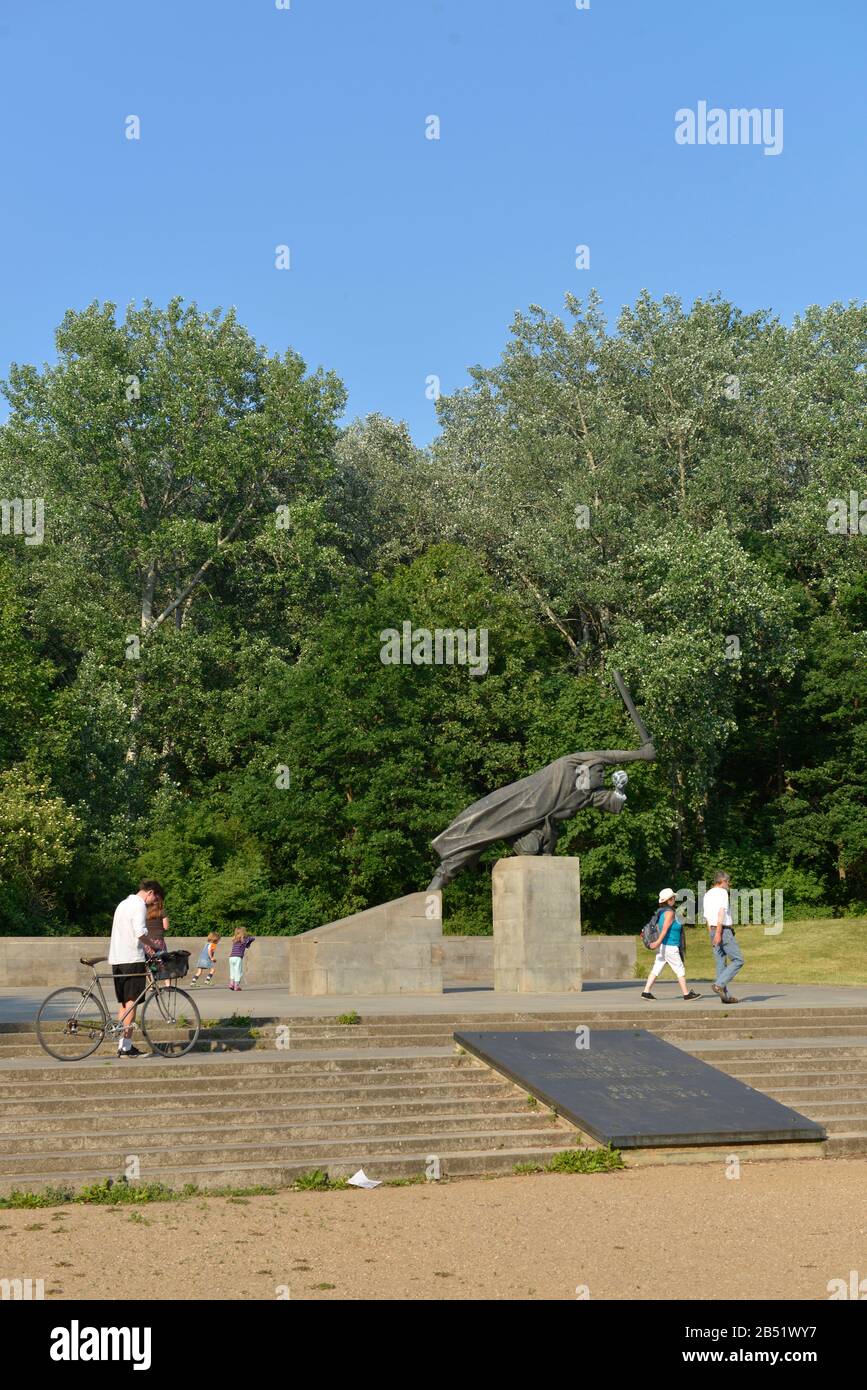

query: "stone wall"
left=0, top=930, right=635, bottom=989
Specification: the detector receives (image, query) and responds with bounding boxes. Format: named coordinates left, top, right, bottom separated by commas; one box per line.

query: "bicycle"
left=35, top=950, right=201, bottom=1062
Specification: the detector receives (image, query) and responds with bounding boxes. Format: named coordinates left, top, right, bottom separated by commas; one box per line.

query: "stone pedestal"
left=288, top=891, right=443, bottom=995
left=493, top=856, right=582, bottom=993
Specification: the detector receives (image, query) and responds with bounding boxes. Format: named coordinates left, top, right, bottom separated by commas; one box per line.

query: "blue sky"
left=0, top=0, right=864, bottom=444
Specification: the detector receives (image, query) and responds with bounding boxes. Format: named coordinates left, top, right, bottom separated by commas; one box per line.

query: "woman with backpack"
left=641, top=889, right=700, bottom=1001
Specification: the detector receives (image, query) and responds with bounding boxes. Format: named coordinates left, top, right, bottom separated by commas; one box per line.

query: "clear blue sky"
left=1, top=0, right=864, bottom=444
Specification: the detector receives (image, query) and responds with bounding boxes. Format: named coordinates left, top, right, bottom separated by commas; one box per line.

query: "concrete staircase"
left=0, top=1051, right=578, bottom=1192
left=685, top=1041, right=867, bottom=1158
left=1, top=1006, right=865, bottom=1193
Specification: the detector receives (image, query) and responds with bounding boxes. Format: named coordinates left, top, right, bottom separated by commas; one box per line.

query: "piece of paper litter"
left=347, top=1168, right=382, bottom=1189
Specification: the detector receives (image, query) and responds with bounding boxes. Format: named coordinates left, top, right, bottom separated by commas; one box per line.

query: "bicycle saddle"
left=80, top=955, right=107, bottom=967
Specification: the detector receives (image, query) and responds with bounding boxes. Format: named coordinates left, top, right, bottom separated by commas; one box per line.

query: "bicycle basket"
left=151, top=950, right=190, bottom=981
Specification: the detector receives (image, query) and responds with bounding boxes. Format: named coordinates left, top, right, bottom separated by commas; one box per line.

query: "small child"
left=142, top=894, right=169, bottom=984
left=228, top=929, right=255, bottom=991
left=191, top=932, right=219, bottom=986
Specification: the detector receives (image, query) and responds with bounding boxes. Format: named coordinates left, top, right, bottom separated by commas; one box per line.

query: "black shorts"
left=112, top=964, right=147, bottom=1006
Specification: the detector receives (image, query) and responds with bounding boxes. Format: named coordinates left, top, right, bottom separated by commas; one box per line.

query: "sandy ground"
left=2, top=1157, right=866, bottom=1301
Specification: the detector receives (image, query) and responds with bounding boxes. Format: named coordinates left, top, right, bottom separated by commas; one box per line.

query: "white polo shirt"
left=109, top=894, right=148, bottom=965
left=702, top=886, right=732, bottom=929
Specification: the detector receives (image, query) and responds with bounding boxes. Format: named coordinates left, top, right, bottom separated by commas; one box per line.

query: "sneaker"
left=119, top=1045, right=143, bottom=1058
left=206, top=976, right=214, bottom=985
left=682, top=990, right=701, bottom=1001
left=723, top=994, right=741, bottom=1004
left=712, top=984, right=726, bottom=1000
left=640, top=991, right=656, bottom=1000
left=189, top=979, right=198, bottom=987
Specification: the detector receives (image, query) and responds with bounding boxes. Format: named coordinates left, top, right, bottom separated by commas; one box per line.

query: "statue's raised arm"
left=427, top=669, right=655, bottom=890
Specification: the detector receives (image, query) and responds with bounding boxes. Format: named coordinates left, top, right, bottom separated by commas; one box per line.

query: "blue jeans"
left=710, top=928, right=744, bottom=990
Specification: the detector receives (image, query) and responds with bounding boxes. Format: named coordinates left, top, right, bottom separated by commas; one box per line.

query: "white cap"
left=657, top=888, right=676, bottom=904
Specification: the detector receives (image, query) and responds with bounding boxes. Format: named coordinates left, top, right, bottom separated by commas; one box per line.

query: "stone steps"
left=737, top=1081, right=867, bottom=1102
left=0, top=1047, right=583, bottom=1192
left=684, top=1046, right=867, bottom=1154
left=14, top=1009, right=867, bottom=1035
left=801, top=1115, right=867, bottom=1134
left=0, top=1094, right=536, bottom=1135
left=0, top=1145, right=584, bottom=1192
left=824, top=1133, right=867, bottom=1156
left=779, top=1099, right=867, bottom=1118
left=705, top=1060, right=867, bottom=1077
left=688, top=1044, right=867, bottom=1064
left=2, top=1012, right=867, bottom=1193
left=0, top=1121, right=575, bottom=1178
left=0, top=1078, right=513, bottom=1117
left=5, top=1023, right=865, bottom=1058
left=7, top=1006, right=867, bottom=1061
left=0, top=1106, right=568, bottom=1158
left=0, top=1053, right=464, bottom=1094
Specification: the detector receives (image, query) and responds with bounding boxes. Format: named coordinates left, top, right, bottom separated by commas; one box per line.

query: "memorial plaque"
left=454, top=1029, right=826, bottom=1148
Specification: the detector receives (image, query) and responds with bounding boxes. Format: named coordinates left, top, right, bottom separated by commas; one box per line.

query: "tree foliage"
left=0, top=293, right=864, bottom=935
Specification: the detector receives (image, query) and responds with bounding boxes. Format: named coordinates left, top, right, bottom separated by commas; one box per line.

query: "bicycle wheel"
left=36, top=988, right=107, bottom=1061
left=141, top=985, right=201, bottom=1057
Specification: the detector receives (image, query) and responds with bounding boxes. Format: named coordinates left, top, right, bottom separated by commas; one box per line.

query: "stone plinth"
left=493, top=856, right=581, bottom=992
left=288, top=892, right=443, bottom=995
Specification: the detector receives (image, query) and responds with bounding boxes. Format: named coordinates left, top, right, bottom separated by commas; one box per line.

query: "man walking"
left=109, top=880, right=164, bottom=1057
left=702, top=871, right=744, bottom=1004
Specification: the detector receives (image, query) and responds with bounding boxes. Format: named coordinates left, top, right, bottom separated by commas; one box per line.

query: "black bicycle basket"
left=151, top=950, right=190, bottom=980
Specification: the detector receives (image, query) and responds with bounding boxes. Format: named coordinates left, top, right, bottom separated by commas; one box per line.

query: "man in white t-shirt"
left=109, top=880, right=163, bottom=1057
left=702, top=871, right=744, bottom=1004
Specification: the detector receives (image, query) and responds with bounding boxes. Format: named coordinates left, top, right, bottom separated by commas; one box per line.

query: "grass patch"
left=635, top=916, right=867, bottom=987
left=291, top=1169, right=349, bottom=1192
left=336, top=1011, right=360, bottom=1026
left=546, top=1145, right=625, bottom=1174
left=0, top=1177, right=278, bottom=1209
left=1, top=1149, right=625, bottom=1208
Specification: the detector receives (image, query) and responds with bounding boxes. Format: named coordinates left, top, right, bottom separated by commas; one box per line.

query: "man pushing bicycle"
left=109, top=880, right=165, bottom=1058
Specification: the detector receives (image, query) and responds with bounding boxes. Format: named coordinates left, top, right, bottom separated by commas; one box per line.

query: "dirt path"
left=3, top=1158, right=865, bottom=1301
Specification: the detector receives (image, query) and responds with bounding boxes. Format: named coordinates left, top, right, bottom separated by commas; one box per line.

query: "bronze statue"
left=428, top=671, right=655, bottom=890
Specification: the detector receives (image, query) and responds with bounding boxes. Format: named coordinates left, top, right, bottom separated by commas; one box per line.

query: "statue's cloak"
left=431, top=750, right=631, bottom=864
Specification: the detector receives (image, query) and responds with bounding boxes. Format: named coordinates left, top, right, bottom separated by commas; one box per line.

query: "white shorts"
left=649, top=944, right=685, bottom=980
